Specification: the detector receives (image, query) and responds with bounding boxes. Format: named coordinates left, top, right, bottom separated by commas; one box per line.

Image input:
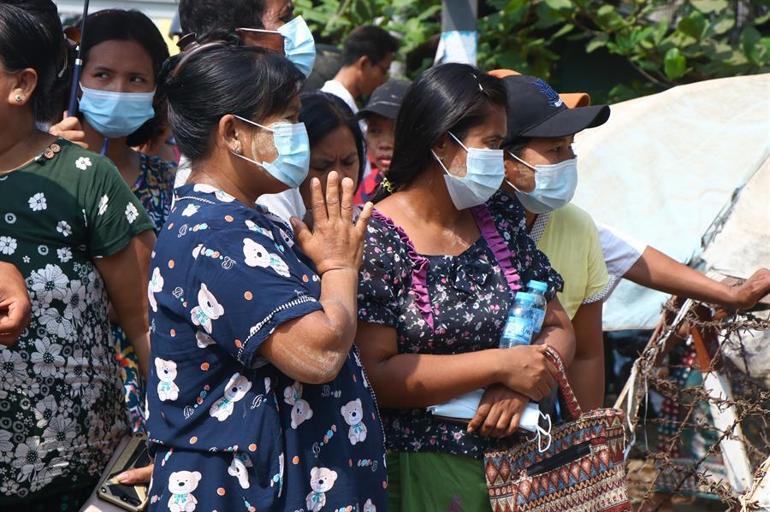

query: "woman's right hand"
left=292, top=171, right=373, bottom=275
left=0, top=262, right=31, bottom=346
left=49, top=111, right=88, bottom=149
left=497, top=345, right=558, bottom=401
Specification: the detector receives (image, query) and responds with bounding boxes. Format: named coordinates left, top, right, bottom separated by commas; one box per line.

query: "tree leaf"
left=690, top=0, right=728, bottom=13
left=543, top=0, right=573, bottom=11
left=741, top=26, right=762, bottom=64
left=712, top=13, right=736, bottom=35
left=652, top=19, right=669, bottom=45
left=678, top=11, right=708, bottom=40
left=552, top=23, right=575, bottom=39
left=664, top=47, right=687, bottom=79
left=596, top=5, right=626, bottom=30
left=586, top=34, right=609, bottom=53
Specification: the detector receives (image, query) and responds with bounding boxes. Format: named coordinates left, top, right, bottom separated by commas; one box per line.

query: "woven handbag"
left=484, top=346, right=631, bottom=512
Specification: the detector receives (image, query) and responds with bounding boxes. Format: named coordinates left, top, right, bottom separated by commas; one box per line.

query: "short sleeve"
left=357, top=220, right=405, bottom=327
left=84, top=157, right=154, bottom=257
left=583, top=220, right=610, bottom=303
left=597, top=222, right=646, bottom=277
left=188, top=225, right=322, bottom=367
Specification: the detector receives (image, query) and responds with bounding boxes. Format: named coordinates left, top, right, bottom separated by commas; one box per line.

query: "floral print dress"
left=357, top=192, right=564, bottom=459
left=146, top=184, right=386, bottom=511
left=113, top=153, right=176, bottom=432
left=0, top=139, right=154, bottom=505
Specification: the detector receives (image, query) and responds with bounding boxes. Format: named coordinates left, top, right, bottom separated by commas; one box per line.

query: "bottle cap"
left=528, top=280, right=548, bottom=294
left=514, top=291, right=536, bottom=303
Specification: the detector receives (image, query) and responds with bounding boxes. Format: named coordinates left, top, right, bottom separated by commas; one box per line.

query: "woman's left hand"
left=468, top=384, right=528, bottom=438
left=117, top=463, right=154, bottom=484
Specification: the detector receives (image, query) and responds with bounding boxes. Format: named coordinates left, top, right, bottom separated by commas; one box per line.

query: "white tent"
left=572, top=74, right=770, bottom=331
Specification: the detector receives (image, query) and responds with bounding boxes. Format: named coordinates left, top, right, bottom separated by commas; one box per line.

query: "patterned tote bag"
left=484, top=346, right=631, bottom=512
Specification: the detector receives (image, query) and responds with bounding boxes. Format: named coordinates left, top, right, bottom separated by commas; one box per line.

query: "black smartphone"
left=96, top=433, right=150, bottom=512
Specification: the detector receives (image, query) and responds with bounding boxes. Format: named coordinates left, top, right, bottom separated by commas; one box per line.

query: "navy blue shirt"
left=146, top=184, right=386, bottom=512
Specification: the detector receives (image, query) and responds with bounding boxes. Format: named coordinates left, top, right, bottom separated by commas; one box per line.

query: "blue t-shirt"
left=146, top=184, right=386, bottom=512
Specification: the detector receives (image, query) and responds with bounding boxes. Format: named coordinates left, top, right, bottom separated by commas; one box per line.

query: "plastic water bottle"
left=499, top=292, right=537, bottom=348
left=498, top=291, right=551, bottom=437
left=527, top=280, right=548, bottom=335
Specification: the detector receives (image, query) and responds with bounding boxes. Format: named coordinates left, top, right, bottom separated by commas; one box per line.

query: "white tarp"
left=701, top=156, right=770, bottom=278
left=572, top=74, right=770, bottom=331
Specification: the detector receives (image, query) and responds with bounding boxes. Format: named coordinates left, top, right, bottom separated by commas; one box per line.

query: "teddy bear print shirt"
left=146, top=184, right=387, bottom=512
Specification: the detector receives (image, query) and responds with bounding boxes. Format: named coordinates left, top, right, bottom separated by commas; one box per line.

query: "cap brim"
left=358, top=103, right=399, bottom=120
left=521, top=104, right=610, bottom=138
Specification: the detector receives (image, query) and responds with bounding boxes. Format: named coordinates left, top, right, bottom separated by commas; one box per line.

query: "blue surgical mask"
left=432, top=132, right=504, bottom=210
left=277, top=16, right=316, bottom=77
left=79, top=85, right=155, bottom=138
left=510, top=152, right=578, bottom=214
left=233, top=115, right=310, bottom=188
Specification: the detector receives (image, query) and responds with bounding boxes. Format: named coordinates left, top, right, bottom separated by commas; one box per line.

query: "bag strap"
left=543, top=345, right=583, bottom=420
left=470, top=204, right=522, bottom=294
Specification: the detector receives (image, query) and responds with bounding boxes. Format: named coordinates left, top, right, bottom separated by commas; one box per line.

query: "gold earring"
left=14, top=95, right=23, bottom=103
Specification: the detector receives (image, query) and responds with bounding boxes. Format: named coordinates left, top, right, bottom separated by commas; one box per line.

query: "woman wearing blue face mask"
left=355, top=63, right=575, bottom=511
left=489, top=71, right=612, bottom=413
left=50, top=9, right=176, bottom=435
left=145, top=38, right=385, bottom=510
left=51, top=9, right=174, bottom=231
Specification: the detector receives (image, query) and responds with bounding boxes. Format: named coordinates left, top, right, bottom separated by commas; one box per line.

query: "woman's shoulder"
left=365, top=208, right=417, bottom=256
left=550, top=203, right=598, bottom=233
left=139, top=153, right=177, bottom=186
left=171, top=185, right=295, bottom=246
left=45, top=138, right=120, bottom=177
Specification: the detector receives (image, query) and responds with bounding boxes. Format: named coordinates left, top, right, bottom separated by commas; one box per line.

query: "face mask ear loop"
left=448, top=132, right=469, bottom=152
left=505, top=179, right=525, bottom=193
left=536, top=412, right=552, bottom=453
left=431, top=149, right=452, bottom=176
left=505, top=151, right=536, bottom=193
left=508, top=150, right=537, bottom=171
left=233, top=114, right=274, bottom=133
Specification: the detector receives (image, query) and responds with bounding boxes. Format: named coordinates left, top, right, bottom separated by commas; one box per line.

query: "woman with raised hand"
left=356, top=63, right=576, bottom=511
left=0, top=0, right=154, bottom=508
left=145, top=39, right=385, bottom=510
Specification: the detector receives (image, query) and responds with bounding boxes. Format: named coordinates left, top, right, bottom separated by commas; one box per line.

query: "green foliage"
left=294, top=0, right=440, bottom=56
left=295, top=0, right=770, bottom=102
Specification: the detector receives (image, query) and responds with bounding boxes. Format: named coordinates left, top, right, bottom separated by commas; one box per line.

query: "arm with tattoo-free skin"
left=626, top=247, right=770, bottom=310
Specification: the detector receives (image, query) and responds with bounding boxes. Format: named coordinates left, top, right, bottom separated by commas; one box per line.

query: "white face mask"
left=432, top=132, right=505, bottom=210
left=509, top=152, right=578, bottom=214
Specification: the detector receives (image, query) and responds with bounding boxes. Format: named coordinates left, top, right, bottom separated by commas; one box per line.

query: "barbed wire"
left=624, top=299, right=770, bottom=510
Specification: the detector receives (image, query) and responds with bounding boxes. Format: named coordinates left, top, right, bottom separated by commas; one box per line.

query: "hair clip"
left=170, top=40, right=227, bottom=78
left=381, top=177, right=395, bottom=193
left=470, top=72, right=484, bottom=92
left=177, top=32, right=198, bottom=51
